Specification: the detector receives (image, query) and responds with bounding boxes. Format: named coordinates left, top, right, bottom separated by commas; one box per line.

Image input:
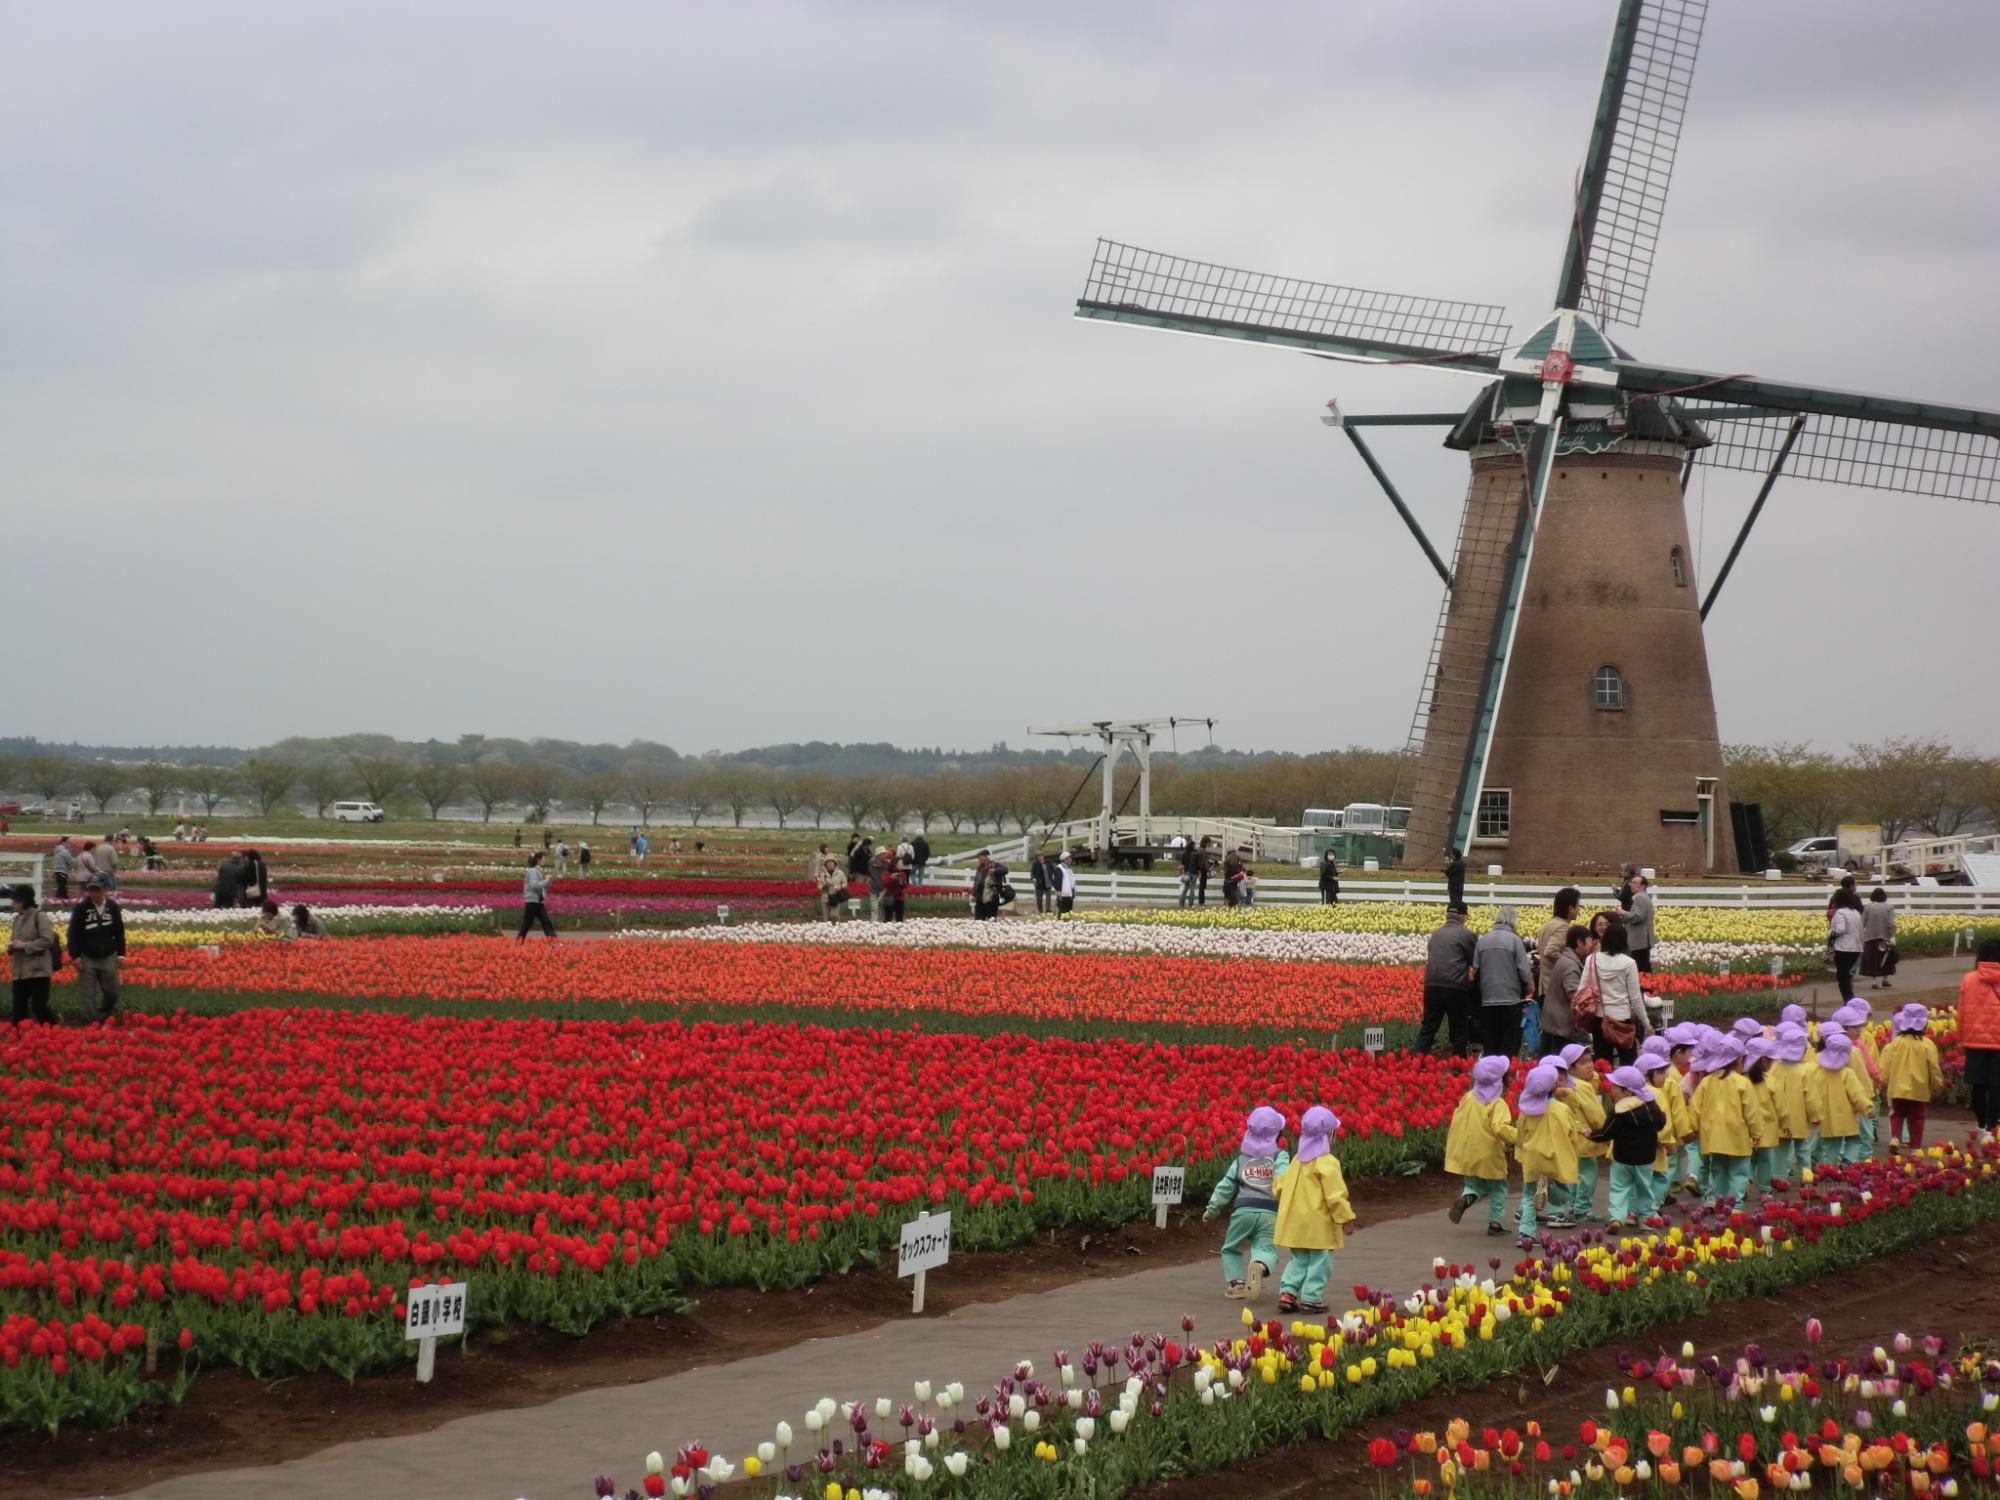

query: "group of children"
left=1202, top=998, right=1945, bottom=1303
left=1440, top=997, right=1943, bottom=1246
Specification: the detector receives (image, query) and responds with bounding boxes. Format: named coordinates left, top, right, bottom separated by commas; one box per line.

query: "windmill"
left=1071, top=0, right=1999, bottom=877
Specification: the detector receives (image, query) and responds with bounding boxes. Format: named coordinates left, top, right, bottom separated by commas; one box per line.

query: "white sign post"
left=899, top=1210, right=951, bottom=1314
left=404, top=1281, right=469, bottom=1384
left=1150, top=1165, right=1185, bottom=1229
left=1363, top=1026, right=1386, bottom=1054
left=1770, top=954, right=1784, bottom=979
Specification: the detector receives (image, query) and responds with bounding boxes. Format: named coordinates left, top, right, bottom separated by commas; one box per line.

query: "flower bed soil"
left=0, top=1168, right=1460, bottom=1495
left=1150, top=1209, right=2000, bottom=1500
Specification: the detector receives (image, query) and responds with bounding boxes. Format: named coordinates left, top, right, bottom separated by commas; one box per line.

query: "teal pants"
left=1750, top=1145, right=1780, bottom=1196
left=1219, top=1208, right=1276, bottom=1285
left=1859, top=1108, right=1878, bottom=1156
left=1607, top=1162, right=1650, bottom=1224
left=1519, top=1175, right=1575, bottom=1239
left=1564, top=1157, right=1600, bottom=1219
left=1278, top=1248, right=1333, bottom=1305
left=1462, top=1175, right=1508, bottom=1227
left=1767, top=1139, right=1800, bottom=1186
left=1701, top=1152, right=1750, bottom=1204
left=1649, top=1167, right=1672, bottom=1214
left=1678, top=1140, right=1703, bottom=1186
left=1816, top=1133, right=1867, bottom=1166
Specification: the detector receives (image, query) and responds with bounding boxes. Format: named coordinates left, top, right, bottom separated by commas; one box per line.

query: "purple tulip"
left=595, top=1478, right=617, bottom=1498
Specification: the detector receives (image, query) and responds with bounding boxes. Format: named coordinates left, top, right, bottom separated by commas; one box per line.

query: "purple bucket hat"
left=1518, top=1062, right=1561, bottom=1117
left=1731, top=1017, right=1765, bottom=1041
left=1780, top=1003, right=1807, bottom=1026
left=1242, top=1105, right=1285, bottom=1156
left=1664, top=1022, right=1703, bottom=1049
left=1295, top=1105, right=1340, bottom=1163
left=1606, top=1065, right=1653, bottom=1099
left=1818, top=1033, right=1854, bottom=1069
left=1893, top=1003, right=1930, bottom=1035
left=1744, top=1036, right=1778, bottom=1065
left=1773, top=1022, right=1809, bottom=1063
left=1556, top=1043, right=1590, bottom=1073
left=1470, top=1054, right=1511, bottom=1104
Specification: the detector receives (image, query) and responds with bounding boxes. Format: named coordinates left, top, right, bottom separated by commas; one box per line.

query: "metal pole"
left=1341, top=427, right=1454, bottom=589
left=1699, top=413, right=1807, bottom=621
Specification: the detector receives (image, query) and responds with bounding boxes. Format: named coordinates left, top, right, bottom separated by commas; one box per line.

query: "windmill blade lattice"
left=1683, top=402, right=2000, bottom=505
left=1077, top=240, right=1512, bottom=366
left=1577, top=0, right=1707, bottom=329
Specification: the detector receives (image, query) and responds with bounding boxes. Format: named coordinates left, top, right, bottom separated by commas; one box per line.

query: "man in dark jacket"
left=1030, top=851, right=1053, bottom=913
left=1445, top=848, right=1466, bottom=910
left=867, top=843, right=891, bottom=922
left=213, top=854, right=248, bottom=909
left=909, top=833, right=930, bottom=885
left=69, top=876, right=126, bottom=1023
left=1415, top=905, right=1478, bottom=1058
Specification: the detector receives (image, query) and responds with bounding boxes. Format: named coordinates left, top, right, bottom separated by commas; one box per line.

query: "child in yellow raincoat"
left=1445, top=1055, right=1516, bottom=1237
left=1809, top=1029, right=1874, bottom=1166
left=1513, top=1062, right=1578, bottom=1248
left=1880, top=1003, right=1944, bottom=1150
left=1741, top=1037, right=1784, bottom=1197
left=1690, top=1032, right=1755, bottom=1204
left=1271, top=1105, right=1355, bottom=1316
left=1768, top=1022, right=1819, bottom=1186
left=1553, top=1045, right=1607, bottom=1225
left=1636, top=1040, right=1680, bottom=1215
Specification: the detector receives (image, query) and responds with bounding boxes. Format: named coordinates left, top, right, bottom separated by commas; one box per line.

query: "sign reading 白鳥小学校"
left=1151, top=1164, right=1184, bottom=1228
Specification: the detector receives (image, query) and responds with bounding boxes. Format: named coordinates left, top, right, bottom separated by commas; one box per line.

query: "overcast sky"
left=6, top=1, right=1996, bottom=756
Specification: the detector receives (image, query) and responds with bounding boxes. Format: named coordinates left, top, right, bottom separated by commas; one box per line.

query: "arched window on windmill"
left=1592, top=664, right=1626, bottom=711
left=1669, top=545, right=1687, bottom=587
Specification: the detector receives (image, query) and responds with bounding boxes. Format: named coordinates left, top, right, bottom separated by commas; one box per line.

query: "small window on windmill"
left=1669, top=546, right=1687, bottom=587
left=1475, top=788, right=1511, bottom=841
left=1592, top=664, right=1626, bottom=711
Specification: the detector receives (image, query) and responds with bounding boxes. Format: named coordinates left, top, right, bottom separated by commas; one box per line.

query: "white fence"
left=920, top=867, right=1999, bottom=915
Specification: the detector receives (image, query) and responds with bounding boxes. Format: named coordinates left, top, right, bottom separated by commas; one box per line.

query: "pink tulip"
left=1806, top=1317, right=1823, bottom=1345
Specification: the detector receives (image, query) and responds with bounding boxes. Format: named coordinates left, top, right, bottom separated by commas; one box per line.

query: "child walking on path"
left=1514, top=1063, right=1580, bottom=1247
left=1445, top=1056, right=1517, bottom=1236
left=1554, top=1045, right=1607, bottom=1223
left=1588, top=1065, right=1666, bottom=1231
left=1663, top=1023, right=1704, bottom=1198
left=1741, top=1037, right=1783, bottom=1198
left=1833, top=999, right=1885, bottom=1156
left=1880, top=1003, right=1944, bottom=1150
left=1271, top=1106, right=1354, bottom=1315
left=1636, top=1040, right=1679, bottom=1214
left=1769, top=1023, right=1818, bottom=1186
left=1690, top=1032, right=1754, bottom=1205
left=1809, top=1030, right=1874, bottom=1165
left=1204, top=1106, right=1289, bottom=1300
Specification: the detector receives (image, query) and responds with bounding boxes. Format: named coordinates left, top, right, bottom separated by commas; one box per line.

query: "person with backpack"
left=6, top=884, right=60, bottom=1024
left=909, top=832, right=930, bottom=885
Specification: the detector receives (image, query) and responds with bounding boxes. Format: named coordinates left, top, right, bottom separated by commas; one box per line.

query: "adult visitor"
left=1534, top=888, right=1583, bottom=1056
left=867, top=841, right=891, bottom=922
left=212, top=852, right=249, bottom=909
left=1540, top=925, right=1592, bottom=1058
left=51, top=837, right=74, bottom=901
left=95, top=836, right=120, bottom=894
left=1593, top=922, right=1645, bottom=1064
left=1317, top=848, right=1341, bottom=905
left=5, top=884, right=59, bottom=1025
left=1624, top=874, right=1655, bottom=972
left=882, top=858, right=909, bottom=923
left=1416, top=905, right=1478, bottom=1058
left=1030, top=850, right=1055, bottom=914
left=812, top=844, right=847, bottom=920
left=910, top=832, right=930, bottom=885
left=1828, top=887, right=1865, bottom=1000
left=68, top=876, right=125, bottom=1023
left=517, top=852, right=557, bottom=941
left=1056, top=852, right=1077, bottom=917
left=1177, top=839, right=1200, bottom=909
left=1860, top=886, right=1898, bottom=989
left=290, top=903, right=329, bottom=938
left=1616, top=862, right=1639, bottom=912
left=970, top=850, right=1005, bottom=921
left=578, top=840, right=592, bottom=876
left=1958, top=939, right=2000, bottom=1138
left=1444, top=848, right=1466, bottom=910
left=1474, top=906, right=1534, bottom=1061
left=242, top=848, right=269, bottom=906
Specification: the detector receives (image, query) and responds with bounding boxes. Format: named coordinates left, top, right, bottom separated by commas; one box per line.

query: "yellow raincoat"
left=1443, top=1092, right=1516, bottom=1181
left=1516, top=1098, right=1580, bottom=1184
left=1808, top=1060, right=1874, bottom=1139
left=1567, top=1072, right=1609, bottom=1159
left=1769, top=1059, right=1818, bottom=1141
left=1880, top=1033, right=1944, bottom=1104
left=1743, top=1073, right=1781, bottom=1150
left=1691, top=1072, right=1754, bottom=1159
left=1273, top=1153, right=1356, bottom=1251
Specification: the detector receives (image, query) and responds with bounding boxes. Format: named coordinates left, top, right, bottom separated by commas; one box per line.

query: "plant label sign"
left=1363, top=1026, right=1386, bottom=1054
left=1151, top=1164, right=1185, bottom=1228
left=900, top=1210, right=950, bottom=1314
left=1769, top=954, right=1784, bottom=978
left=405, top=1282, right=468, bottom=1341
left=404, top=1280, right=468, bottom=1384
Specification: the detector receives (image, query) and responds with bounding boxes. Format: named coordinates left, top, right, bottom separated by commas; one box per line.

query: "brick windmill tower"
left=1071, top=0, right=1997, bottom=876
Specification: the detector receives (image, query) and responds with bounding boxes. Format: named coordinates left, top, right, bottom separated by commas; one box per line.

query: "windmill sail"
left=1075, top=240, right=1511, bottom=373
left=1555, top=0, right=1707, bottom=329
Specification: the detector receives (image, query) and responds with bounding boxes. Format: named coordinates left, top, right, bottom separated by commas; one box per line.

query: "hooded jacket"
left=1960, top=962, right=2000, bottom=1051
left=1272, top=1110, right=1354, bottom=1252
left=1880, top=1032, right=1945, bottom=1103
left=1444, top=1089, right=1516, bottom=1180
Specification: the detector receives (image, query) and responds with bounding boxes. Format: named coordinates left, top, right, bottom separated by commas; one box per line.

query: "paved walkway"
left=115, top=1194, right=1493, bottom=1500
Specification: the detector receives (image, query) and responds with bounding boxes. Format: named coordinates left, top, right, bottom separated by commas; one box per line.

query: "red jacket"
left=1960, top=962, right=2000, bottom=1051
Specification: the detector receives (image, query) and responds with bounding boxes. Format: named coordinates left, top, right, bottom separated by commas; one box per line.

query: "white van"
left=332, top=800, right=386, bottom=823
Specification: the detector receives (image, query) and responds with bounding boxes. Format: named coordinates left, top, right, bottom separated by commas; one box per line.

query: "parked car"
left=331, top=800, right=387, bottom=823
left=0, top=801, right=21, bottom=815
left=1785, top=835, right=1838, bottom=863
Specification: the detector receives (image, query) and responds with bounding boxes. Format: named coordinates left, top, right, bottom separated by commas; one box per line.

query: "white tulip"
left=646, top=1452, right=664, bottom=1475
left=1065, top=1388, right=1083, bottom=1410
left=947, top=1382, right=965, bottom=1405
left=1059, top=1364, right=1076, bottom=1386
left=924, top=1429, right=939, bottom=1451
left=1200, top=1386, right=1216, bottom=1406
left=914, top=1380, right=932, bottom=1404
left=875, top=1397, right=894, bottom=1420
left=1227, top=1368, right=1244, bottom=1390
left=1008, top=1393, right=1026, bottom=1419
left=818, top=1397, right=838, bottom=1421
left=1605, top=1389, right=1620, bottom=1411
left=776, top=1421, right=794, bottom=1450
left=701, top=1459, right=734, bottom=1483
left=905, top=1439, right=920, bottom=1459
left=1073, top=1438, right=1089, bottom=1456
left=1023, top=1410, right=1041, bottom=1432
left=944, top=1452, right=968, bottom=1477
left=670, top=1480, right=689, bottom=1499
left=758, top=1442, right=776, bottom=1464
left=1893, top=1399, right=1908, bottom=1418
left=1076, top=1418, right=1096, bottom=1442
left=992, top=1424, right=1011, bottom=1452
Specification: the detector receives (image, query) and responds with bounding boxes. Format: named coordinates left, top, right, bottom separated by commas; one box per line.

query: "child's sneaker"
left=1275, top=1292, right=1299, bottom=1314
left=1486, top=1222, right=1508, bottom=1236
left=1606, top=1219, right=1628, bottom=1234
left=1448, top=1191, right=1478, bottom=1224
left=1224, top=1280, right=1248, bottom=1299
left=1243, top=1259, right=1267, bottom=1300
left=1296, top=1301, right=1329, bottom=1315
left=1543, top=1213, right=1576, bottom=1229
